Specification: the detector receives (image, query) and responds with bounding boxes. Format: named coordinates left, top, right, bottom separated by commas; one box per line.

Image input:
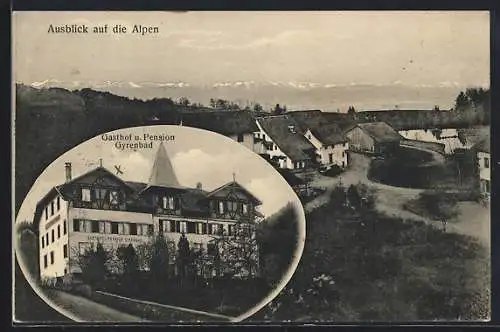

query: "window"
left=187, top=222, right=196, bottom=234
left=81, top=188, right=91, bottom=202
left=118, top=223, right=124, bottom=235
left=123, top=223, right=130, bottom=235
left=485, top=157, right=490, bottom=168
left=109, top=190, right=119, bottom=205
left=91, top=220, right=99, bottom=233
left=73, top=219, right=80, bottom=232
left=163, top=196, right=175, bottom=210
left=342, top=151, right=345, bottom=158
left=95, top=188, right=107, bottom=200
left=274, top=145, right=278, bottom=151
left=485, top=180, right=491, bottom=192
left=169, top=220, right=177, bottom=233
left=159, top=219, right=164, bottom=233
left=180, top=222, right=187, bottom=233
left=57, top=225, right=61, bottom=238
left=86, top=220, right=92, bottom=233
left=242, top=203, right=248, bottom=215
left=218, top=201, right=225, bottom=214
left=63, top=220, right=67, bottom=235
left=196, top=223, right=203, bottom=235
left=307, top=134, right=312, bottom=140
left=41, top=237, right=45, bottom=249
left=44, top=207, right=48, bottom=220
left=111, top=222, right=119, bottom=234
left=57, top=197, right=60, bottom=211
left=105, top=221, right=112, bottom=234
left=51, top=229, right=55, bottom=243
left=98, top=221, right=105, bottom=233
left=50, top=201, right=54, bottom=216
left=329, top=153, right=333, bottom=164
left=228, top=201, right=238, bottom=212
left=130, top=223, right=137, bottom=235
left=43, top=255, right=48, bottom=268
left=50, top=251, right=54, bottom=265
left=63, top=244, right=68, bottom=258
left=228, top=224, right=235, bottom=236
left=45, top=233, right=49, bottom=245
left=237, top=133, right=244, bottom=142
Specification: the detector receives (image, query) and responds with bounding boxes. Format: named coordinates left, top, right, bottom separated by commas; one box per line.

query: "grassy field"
left=250, top=192, right=490, bottom=322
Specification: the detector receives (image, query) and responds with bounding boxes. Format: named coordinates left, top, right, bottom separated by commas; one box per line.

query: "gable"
left=207, top=182, right=262, bottom=205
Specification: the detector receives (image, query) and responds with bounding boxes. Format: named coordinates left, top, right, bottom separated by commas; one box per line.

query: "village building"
left=474, top=138, right=490, bottom=198
left=398, top=128, right=473, bottom=155
left=303, top=124, right=349, bottom=170
left=180, top=110, right=258, bottom=151
left=254, top=115, right=316, bottom=170
left=344, top=122, right=402, bottom=155
left=34, top=143, right=262, bottom=281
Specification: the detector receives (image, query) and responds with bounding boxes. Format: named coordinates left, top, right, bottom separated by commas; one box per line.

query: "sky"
left=15, top=125, right=304, bottom=224
left=13, top=11, right=490, bottom=88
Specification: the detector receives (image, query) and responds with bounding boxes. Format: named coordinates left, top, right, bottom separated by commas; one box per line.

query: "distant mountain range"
left=21, top=80, right=478, bottom=111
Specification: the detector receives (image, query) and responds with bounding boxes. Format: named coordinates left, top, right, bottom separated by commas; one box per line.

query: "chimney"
left=196, top=182, right=202, bottom=190
left=65, top=162, right=72, bottom=182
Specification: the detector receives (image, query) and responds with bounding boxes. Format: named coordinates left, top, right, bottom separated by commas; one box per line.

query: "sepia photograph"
left=15, top=125, right=306, bottom=322
left=13, top=11, right=490, bottom=323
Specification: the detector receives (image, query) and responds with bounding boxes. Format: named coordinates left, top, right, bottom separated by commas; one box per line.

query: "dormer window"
left=242, top=203, right=248, bottom=215
left=163, top=196, right=175, bottom=210
left=82, top=188, right=91, bottom=202
left=228, top=201, right=238, bottom=212
left=109, top=190, right=119, bottom=205
left=218, top=201, right=225, bottom=214
left=95, top=188, right=107, bottom=200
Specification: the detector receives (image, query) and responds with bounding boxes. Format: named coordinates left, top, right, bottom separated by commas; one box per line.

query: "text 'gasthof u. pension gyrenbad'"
left=47, top=24, right=160, bottom=36
left=101, top=133, right=175, bottom=151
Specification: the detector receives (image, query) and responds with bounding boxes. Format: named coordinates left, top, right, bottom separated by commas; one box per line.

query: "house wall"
left=345, top=127, right=375, bottom=153
left=398, top=128, right=471, bottom=154
left=229, top=133, right=254, bottom=151
left=478, top=151, right=491, bottom=194
left=67, top=207, right=154, bottom=274
left=304, top=129, right=349, bottom=168
left=39, top=196, right=69, bottom=280
left=254, top=120, right=301, bottom=170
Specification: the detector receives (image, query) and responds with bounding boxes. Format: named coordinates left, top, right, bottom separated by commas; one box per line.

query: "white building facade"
left=35, top=144, right=262, bottom=281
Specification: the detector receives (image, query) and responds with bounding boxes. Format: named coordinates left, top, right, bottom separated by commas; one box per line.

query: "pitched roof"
left=181, top=110, right=259, bottom=136
left=287, top=110, right=330, bottom=133
left=257, top=115, right=316, bottom=161
left=474, top=138, right=490, bottom=153
left=147, top=142, right=182, bottom=189
left=354, top=122, right=402, bottom=143
left=308, top=123, right=347, bottom=145
left=207, top=181, right=262, bottom=205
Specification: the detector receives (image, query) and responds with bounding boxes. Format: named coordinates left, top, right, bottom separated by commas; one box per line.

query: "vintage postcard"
left=13, top=11, right=490, bottom=323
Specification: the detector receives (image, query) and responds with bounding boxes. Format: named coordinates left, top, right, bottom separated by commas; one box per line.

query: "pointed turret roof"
left=147, top=142, right=182, bottom=188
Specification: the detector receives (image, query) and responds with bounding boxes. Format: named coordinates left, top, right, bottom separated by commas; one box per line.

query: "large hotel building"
left=34, top=143, right=262, bottom=280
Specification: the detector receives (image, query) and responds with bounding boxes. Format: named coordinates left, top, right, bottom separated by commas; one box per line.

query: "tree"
left=454, top=91, right=470, bottom=112
left=79, top=242, right=109, bottom=287
left=273, top=104, right=286, bottom=115
left=149, top=233, right=170, bottom=281
left=177, top=232, right=191, bottom=278
left=117, top=244, right=139, bottom=276
left=16, top=221, right=39, bottom=281
left=347, top=106, right=357, bottom=120
left=420, top=191, right=458, bottom=232
left=253, top=103, right=264, bottom=112
left=177, top=97, right=190, bottom=106
left=213, top=223, right=260, bottom=279
left=209, top=98, right=217, bottom=108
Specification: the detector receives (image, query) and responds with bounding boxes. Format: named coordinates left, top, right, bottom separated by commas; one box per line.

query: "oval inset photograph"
left=14, top=125, right=306, bottom=323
